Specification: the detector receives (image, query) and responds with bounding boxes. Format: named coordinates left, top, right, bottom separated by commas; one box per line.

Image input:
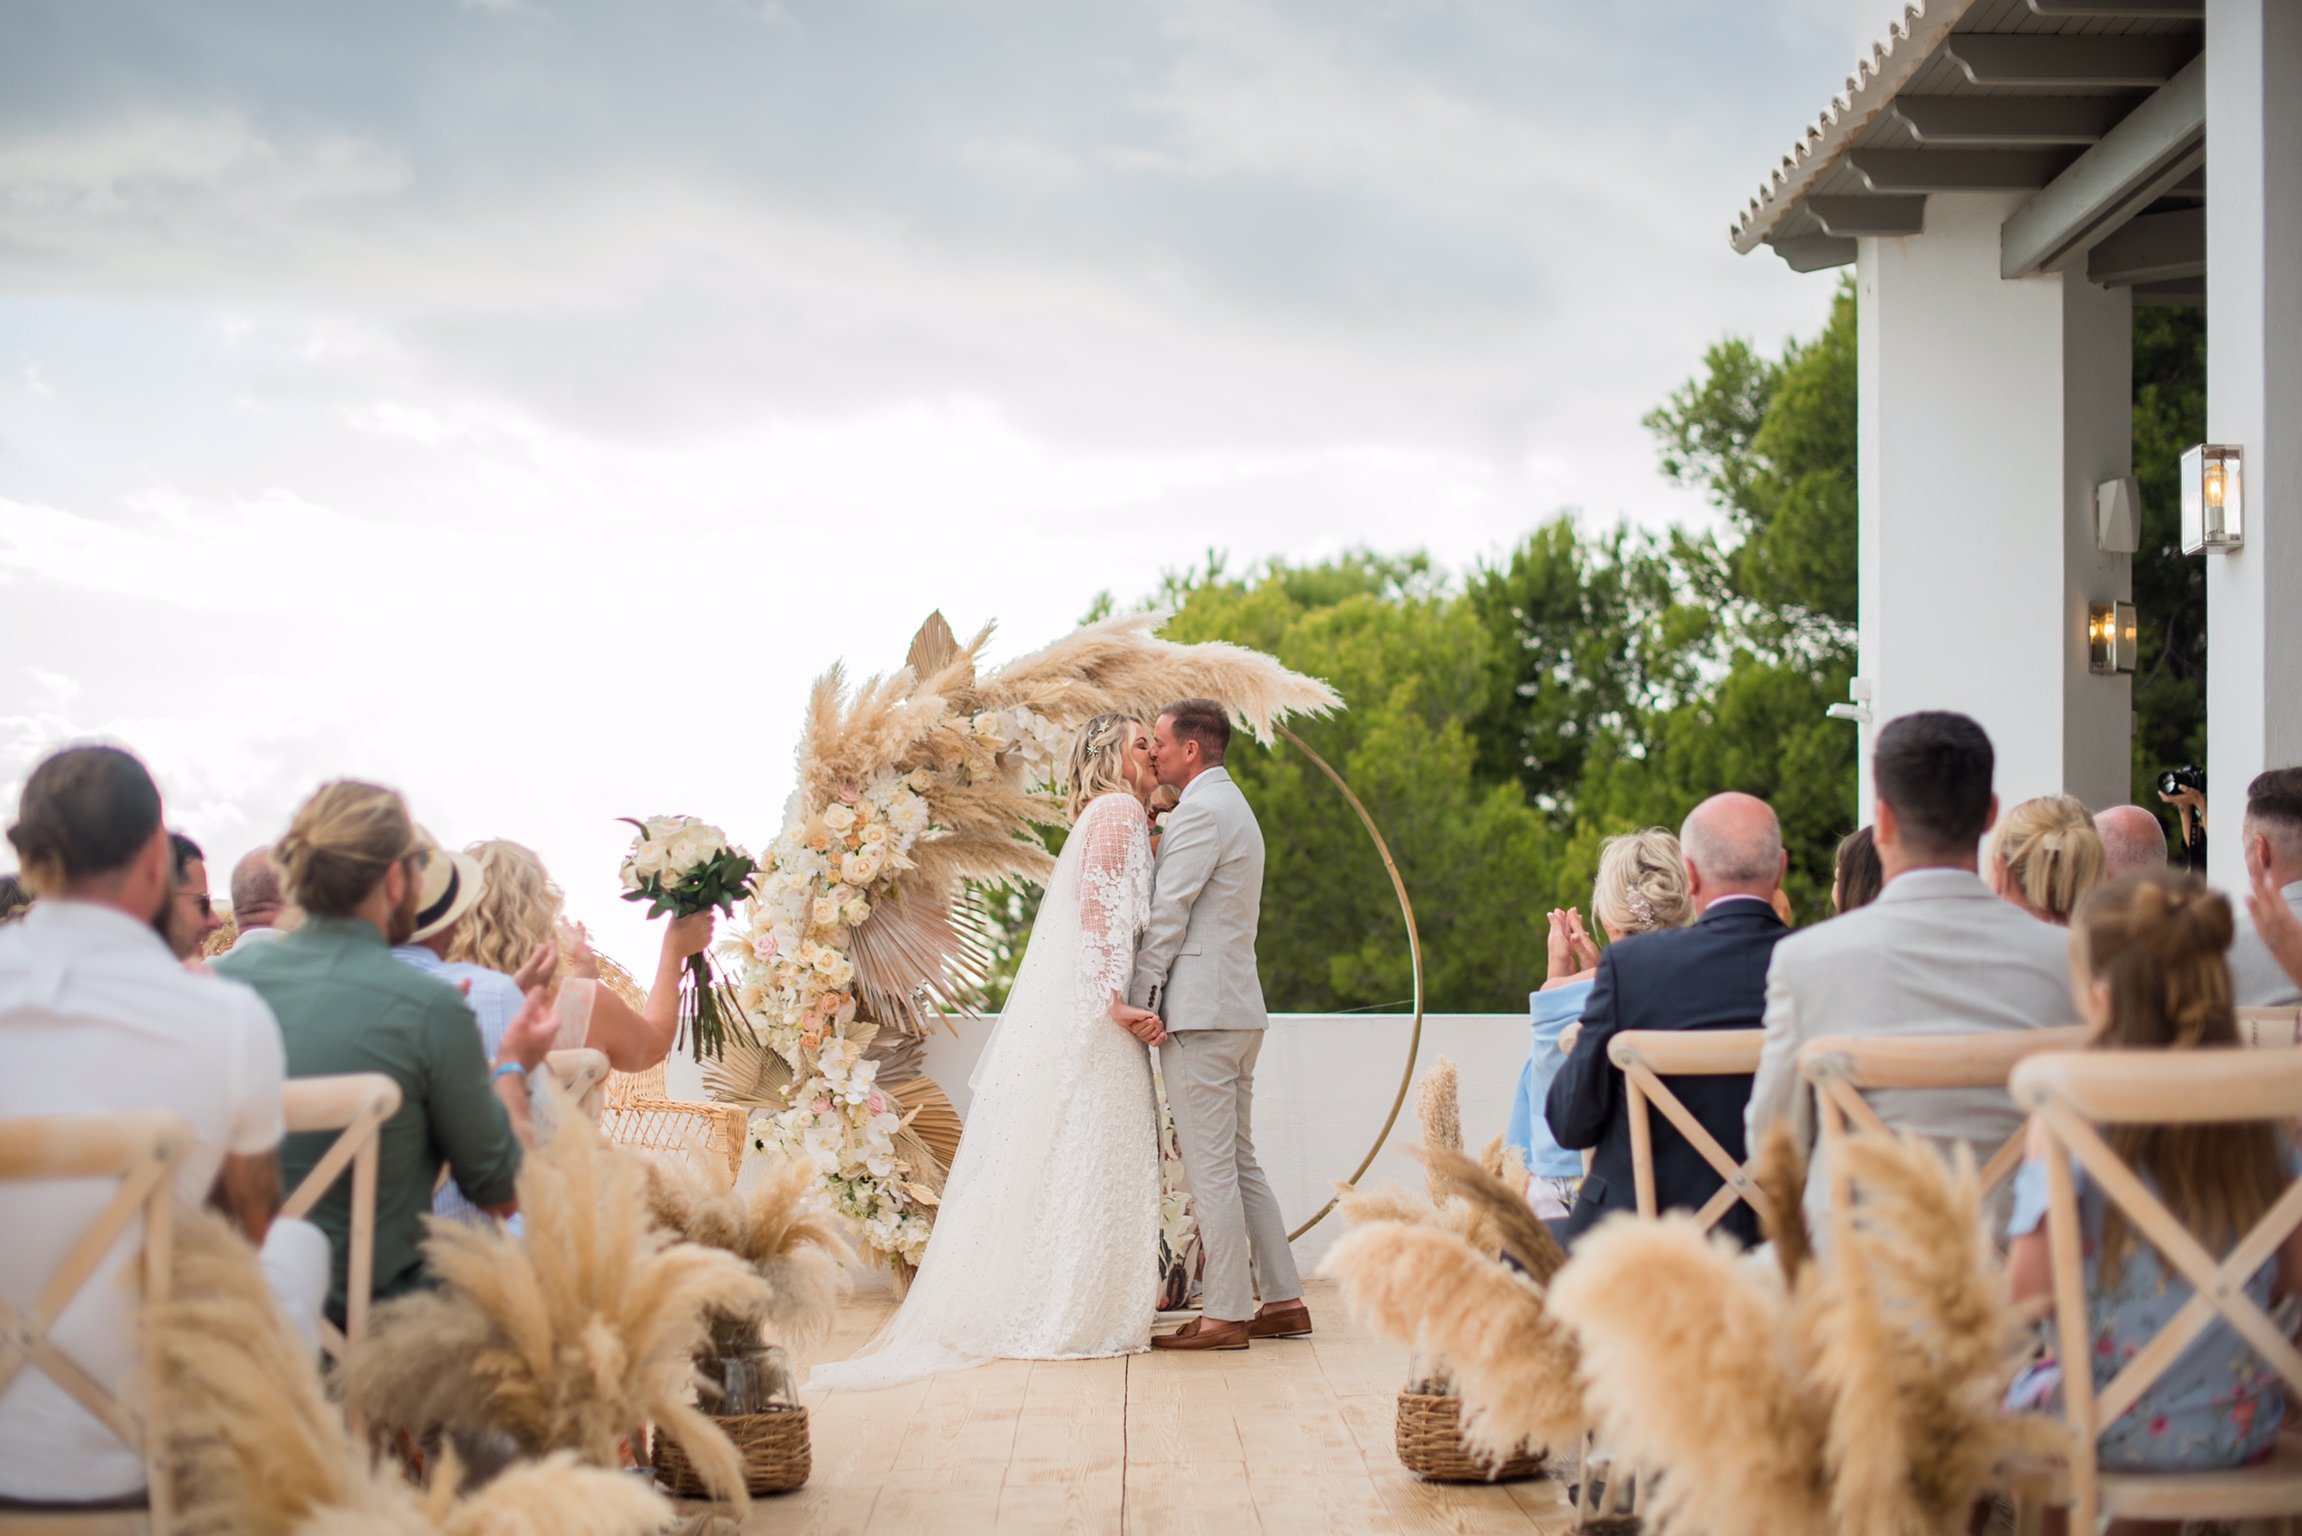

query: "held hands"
left=1110, top=999, right=1170, bottom=1047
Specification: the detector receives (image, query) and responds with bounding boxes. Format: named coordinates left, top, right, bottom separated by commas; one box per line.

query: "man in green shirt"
left=218, top=780, right=558, bottom=1324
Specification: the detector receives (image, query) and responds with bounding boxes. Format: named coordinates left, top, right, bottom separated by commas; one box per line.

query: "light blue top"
left=2006, top=1153, right=2288, bottom=1470
left=393, top=945, right=527, bottom=1225
left=1507, top=980, right=1592, bottom=1180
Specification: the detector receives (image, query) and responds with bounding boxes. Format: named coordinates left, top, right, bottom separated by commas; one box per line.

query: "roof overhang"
left=1730, top=0, right=2207, bottom=302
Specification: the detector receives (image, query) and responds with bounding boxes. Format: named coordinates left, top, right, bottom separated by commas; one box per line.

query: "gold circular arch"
left=1274, top=724, right=1424, bottom=1241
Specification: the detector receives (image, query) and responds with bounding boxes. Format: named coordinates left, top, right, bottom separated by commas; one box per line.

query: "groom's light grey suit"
left=1130, top=766, right=1303, bottom=1323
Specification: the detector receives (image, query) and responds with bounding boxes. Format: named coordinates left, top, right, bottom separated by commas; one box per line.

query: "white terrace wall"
left=668, top=1013, right=1531, bottom=1274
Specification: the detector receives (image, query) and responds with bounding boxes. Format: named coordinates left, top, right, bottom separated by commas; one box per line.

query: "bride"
left=811, top=712, right=1168, bottom=1389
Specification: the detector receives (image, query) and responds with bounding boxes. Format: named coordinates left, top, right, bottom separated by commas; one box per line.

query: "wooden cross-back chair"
left=0, top=1110, right=193, bottom=1536
left=2237, top=1005, right=2302, bottom=1049
left=1574, top=1029, right=1766, bottom=1532
left=2008, top=1046, right=2302, bottom=1532
left=1604, top=1028, right=1768, bottom=1230
left=278, top=1074, right=401, bottom=1364
left=1797, top=1025, right=2093, bottom=1240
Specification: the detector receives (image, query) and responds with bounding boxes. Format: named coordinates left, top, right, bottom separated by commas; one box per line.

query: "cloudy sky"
left=2, top=0, right=1854, bottom=968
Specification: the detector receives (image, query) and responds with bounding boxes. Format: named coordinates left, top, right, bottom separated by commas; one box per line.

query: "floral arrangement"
left=715, top=610, right=1342, bottom=1272
left=617, top=815, right=757, bottom=1060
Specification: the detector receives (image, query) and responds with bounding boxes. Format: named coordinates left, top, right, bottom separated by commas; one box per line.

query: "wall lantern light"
left=2181, top=444, right=2243, bottom=552
left=2088, top=600, right=2138, bottom=675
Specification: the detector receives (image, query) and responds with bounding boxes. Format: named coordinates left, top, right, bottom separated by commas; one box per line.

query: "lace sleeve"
left=1075, top=792, right=1152, bottom=1010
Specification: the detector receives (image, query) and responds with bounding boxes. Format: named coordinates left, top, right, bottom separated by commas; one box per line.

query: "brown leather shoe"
left=1249, top=1300, right=1313, bottom=1339
left=1150, top=1316, right=1250, bottom=1351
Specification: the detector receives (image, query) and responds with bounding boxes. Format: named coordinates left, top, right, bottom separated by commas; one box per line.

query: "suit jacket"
left=1745, top=867, right=2075, bottom=1234
left=1546, top=898, right=1788, bottom=1246
left=2229, top=879, right=2302, bottom=1007
left=1127, top=767, right=1269, bottom=1032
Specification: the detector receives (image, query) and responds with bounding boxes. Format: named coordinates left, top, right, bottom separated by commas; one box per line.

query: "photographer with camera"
left=2229, top=768, right=2302, bottom=1007
left=2158, top=764, right=2207, bottom=874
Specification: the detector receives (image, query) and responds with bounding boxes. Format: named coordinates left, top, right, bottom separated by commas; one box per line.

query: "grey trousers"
left=1158, top=1028, right=1301, bottom=1322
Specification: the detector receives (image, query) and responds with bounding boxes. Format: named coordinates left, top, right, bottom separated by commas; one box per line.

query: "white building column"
left=1854, top=192, right=2134, bottom=815
left=2205, top=0, right=2302, bottom=893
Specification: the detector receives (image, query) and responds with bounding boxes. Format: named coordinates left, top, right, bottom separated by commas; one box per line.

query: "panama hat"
left=409, top=831, right=486, bottom=944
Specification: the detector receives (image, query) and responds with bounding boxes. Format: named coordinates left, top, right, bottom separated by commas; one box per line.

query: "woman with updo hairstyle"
left=447, top=836, right=711, bottom=1073
left=1989, top=793, right=2107, bottom=926
left=2004, top=870, right=2302, bottom=1481
left=1507, top=828, right=1693, bottom=1219
left=1065, top=711, right=1157, bottom=823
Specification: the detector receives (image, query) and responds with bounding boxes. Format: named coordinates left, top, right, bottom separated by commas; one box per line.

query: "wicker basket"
left=654, top=1408, right=811, bottom=1497
left=1395, top=1391, right=1544, bottom=1484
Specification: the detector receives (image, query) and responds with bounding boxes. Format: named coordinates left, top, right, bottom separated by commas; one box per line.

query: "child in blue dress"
left=2005, top=870, right=2302, bottom=1532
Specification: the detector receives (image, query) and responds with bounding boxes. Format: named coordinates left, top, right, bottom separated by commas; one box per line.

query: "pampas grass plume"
left=1546, top=1214, right=1830, bottom=1536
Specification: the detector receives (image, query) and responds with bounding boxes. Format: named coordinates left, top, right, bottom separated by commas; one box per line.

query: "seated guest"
left=165, top=831, right=223, bottom=959
left=216, top=781, right=560, bottom=1325
left=1749, top=712, right=2071, bottom=1235
left=0, top=872, right=30, bottom=925
left=0, top=745, right=325, bottom=1507
left=226, top=845, right=290, bottom=945
left=2093, top=803, right=2170, bottom=879
left=2228, top=768, right=2302, bottom=1007
left=1507, top=836, right=1691, bottom=1219
left=1832, top=825, right=1883, bottom=914
left=1546, top=797, right=1789, bottom=1247
left=2006, top=870, right=2302, bottom=1482
left=389, top=837, right=555, bottom=1224
left=450, top=837, right=712, bottom=1072
left=1989, top=794, right=2106, bottom=926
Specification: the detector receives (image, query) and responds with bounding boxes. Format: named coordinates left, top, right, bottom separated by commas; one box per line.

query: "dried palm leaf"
left=704, top=1031, right=795, bottom=1109
left=1411, top=1144, right=1569, bottom=1285
left=1546, top=1213, right=1832, bottom=1536
left=848, top=886, right=994, bottom=1038
left=1321, top=1221, right=1583, bottom=1464
left=885, top=1075, right=962, bottom=1176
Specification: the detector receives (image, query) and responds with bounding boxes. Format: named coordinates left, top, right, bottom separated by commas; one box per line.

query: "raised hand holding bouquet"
left=619, top=815, right=757, bottom=1060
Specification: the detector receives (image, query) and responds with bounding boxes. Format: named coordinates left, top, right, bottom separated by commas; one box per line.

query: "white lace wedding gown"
left=811, top=791, right=1161, bottom=1389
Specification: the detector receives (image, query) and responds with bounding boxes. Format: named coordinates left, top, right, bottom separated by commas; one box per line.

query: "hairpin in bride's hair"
left=1627, top=891, right=1657, bottom=927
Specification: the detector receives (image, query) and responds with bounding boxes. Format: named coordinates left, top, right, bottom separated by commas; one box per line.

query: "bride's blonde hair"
left=1066, top=713, right=1141, bottom=822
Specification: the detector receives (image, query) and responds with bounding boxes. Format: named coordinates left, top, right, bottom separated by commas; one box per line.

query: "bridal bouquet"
left=619, top=815, right=758, bottom=1061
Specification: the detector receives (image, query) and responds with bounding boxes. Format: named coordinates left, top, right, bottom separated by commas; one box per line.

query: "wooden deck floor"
left=716, top=1278, right=1575, bottom=1535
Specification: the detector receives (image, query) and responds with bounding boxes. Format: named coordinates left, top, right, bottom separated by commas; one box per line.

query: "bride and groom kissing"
left=812, top=699, right=1308, bottom=1389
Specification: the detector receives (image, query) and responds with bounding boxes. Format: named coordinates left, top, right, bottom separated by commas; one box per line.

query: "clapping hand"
left=510, top=939, right=559, bottom=996
left=2248, top=863, right=2302, bottom=992
left=560, top=919, right=602, bottom=981
left=1110, top=1000, right=1170, bottom=1047
left=1544, top=908, right=1599, bottom=985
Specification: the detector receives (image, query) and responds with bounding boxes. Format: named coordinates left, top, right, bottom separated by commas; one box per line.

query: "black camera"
left=2158, top=765, right=2206, bottom=798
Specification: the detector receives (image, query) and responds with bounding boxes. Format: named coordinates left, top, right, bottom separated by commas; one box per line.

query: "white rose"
left=666, top=828, right=718, bottom=875
left=822, top=804, right=857, bottom=833
left=839, top=850, right=874, bottom=886
left=859, top=822, right=889, bottom=847
left=842, top=897, right=871, bottom=928
left=811, top=897, right=841, bottom=928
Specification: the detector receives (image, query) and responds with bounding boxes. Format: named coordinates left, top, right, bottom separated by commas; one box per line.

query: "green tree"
left=2130, top=306, right=2208, bottom=802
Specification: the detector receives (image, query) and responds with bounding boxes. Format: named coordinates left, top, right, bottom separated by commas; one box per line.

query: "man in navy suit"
left=1545, top=792, right=1791, bottom=1247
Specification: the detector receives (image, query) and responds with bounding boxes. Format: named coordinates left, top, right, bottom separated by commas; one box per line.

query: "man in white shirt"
left=1747, top=712, right=2073, bottom=1235
left=0, top=744, right=321, bottom=1506
left=2229, top=768, right=2302, bottom=1007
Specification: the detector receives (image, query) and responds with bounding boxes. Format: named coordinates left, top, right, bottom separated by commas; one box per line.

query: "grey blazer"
left=1127, top=767, right=1269, bottom=1033
left=2229, top=880, right=2302, bottom=1007
left=1746, top=867, right=2075, bottom=1232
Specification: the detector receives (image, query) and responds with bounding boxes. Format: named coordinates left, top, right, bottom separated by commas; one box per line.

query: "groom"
left=1125, top=698, right=1310, bottom=1352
